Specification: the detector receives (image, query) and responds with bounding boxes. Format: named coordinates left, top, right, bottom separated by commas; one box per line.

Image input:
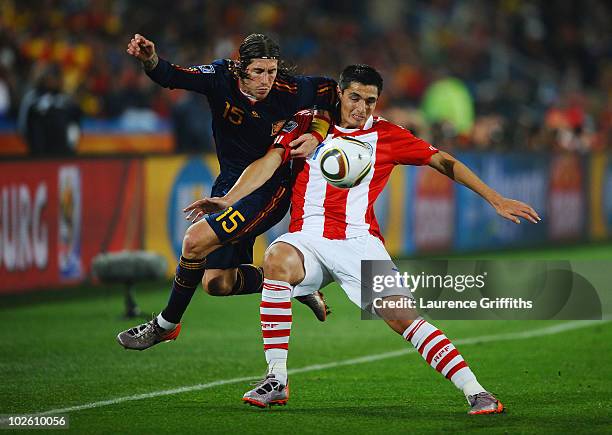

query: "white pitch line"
left=20, top=319, right=612, bottom=418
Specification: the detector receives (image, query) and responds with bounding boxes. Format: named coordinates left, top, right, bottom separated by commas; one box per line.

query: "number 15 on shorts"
left=215, top=207, right=245, bottom=233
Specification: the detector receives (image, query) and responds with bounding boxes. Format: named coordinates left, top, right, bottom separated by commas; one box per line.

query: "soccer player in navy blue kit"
left=117, top=33, right=336, bottom=350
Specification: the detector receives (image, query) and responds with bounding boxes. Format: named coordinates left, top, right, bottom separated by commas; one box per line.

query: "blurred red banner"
left=0, top=159, right=143, bottom=293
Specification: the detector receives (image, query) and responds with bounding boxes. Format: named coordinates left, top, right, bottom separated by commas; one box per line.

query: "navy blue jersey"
left=147, top=58, right=336, bottom=192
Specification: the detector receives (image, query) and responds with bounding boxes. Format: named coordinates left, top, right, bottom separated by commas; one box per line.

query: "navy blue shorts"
left=204, top=183, right=290, bottom=269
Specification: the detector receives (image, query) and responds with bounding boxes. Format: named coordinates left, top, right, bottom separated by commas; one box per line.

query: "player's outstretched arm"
left=183, top=148, right=284, bottom=222
left=428, top=151, right=541, bottom=224
left=224, top=148, right=284, bottom=203
left=127, top=34, right=215, bottom=93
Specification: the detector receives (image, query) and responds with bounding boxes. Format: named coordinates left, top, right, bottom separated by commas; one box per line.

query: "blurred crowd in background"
left=0, top=0, right=610, bottom=154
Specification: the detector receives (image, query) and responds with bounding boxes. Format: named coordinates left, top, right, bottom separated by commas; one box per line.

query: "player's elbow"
left=431, top=151, right=456, bottom=178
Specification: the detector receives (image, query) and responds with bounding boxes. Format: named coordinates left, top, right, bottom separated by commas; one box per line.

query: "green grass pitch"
left=1, top=243, right=611, bottom=434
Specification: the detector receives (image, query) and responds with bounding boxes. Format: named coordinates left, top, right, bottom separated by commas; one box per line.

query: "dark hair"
left=339, top=64, right=383, bottom=95
left=239, top=33, right=280, bottom=61
left=230, top=33, right=295, bottom=79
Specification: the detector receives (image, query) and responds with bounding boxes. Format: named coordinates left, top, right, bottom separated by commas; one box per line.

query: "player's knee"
left=182, top=222, right=215, bottom=259
left=384, top=318, right=417, bottom=335
left=377, top=299, right=419, bottom=335
left=263, top=243, right=302, bottom=283
left=203, top=274, right=234, bottom=296
left=385, top=319, right=409, bottom=335
left=182, top=231, right=204, bottom=258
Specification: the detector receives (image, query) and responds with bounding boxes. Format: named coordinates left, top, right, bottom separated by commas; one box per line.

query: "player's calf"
left=378, top=299, right=504, bottom=414
left=203, top=268, right=238, bottom=296
left=204, top=265, right=266, bottom=297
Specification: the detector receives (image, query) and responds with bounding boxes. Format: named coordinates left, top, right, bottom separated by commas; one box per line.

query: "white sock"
left=266, top=349, right=288, bottom=385
left=462, top=379, right=487, bottom=397
left=156, top=313, right=177, bottom=330
left=402, top=317, right=486, bottom=398
left=261, top=279, right=292, bottom=386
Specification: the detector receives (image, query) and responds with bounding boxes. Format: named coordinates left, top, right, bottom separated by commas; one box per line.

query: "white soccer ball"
left=318, top=136, right=374, bottom=188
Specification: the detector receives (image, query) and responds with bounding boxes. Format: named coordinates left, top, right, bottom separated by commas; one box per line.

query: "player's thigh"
left=270, top=232, right=332, bottom=297
left=331, top=235, right=408, bottom=310
left=205, top=185, right=289, bottom=245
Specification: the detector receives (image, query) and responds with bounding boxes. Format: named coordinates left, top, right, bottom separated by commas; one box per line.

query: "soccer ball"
left=318, top=136, right=374, bottom=188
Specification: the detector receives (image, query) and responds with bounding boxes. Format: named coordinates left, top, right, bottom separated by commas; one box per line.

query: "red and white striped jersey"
left=274, top=110, right=438, bottom=241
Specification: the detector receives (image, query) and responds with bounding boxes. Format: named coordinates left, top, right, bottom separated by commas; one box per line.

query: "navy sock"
left=161, top=256, right=206, bottom=323
left=230, top=264, right=264, bottom=296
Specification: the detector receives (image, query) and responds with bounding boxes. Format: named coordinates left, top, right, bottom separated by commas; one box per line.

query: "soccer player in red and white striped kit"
left=190, top=64, right=541, bottom=414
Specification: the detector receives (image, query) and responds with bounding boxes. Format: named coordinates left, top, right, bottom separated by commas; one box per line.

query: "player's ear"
left=336, top=85, right=342, bottom=99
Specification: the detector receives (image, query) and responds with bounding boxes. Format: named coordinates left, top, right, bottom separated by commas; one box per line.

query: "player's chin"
left=350, top=114, right=366, bottom=127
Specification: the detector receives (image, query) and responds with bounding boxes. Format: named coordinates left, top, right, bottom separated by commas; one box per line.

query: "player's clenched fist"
left=126, top=34, right=158, bottom=70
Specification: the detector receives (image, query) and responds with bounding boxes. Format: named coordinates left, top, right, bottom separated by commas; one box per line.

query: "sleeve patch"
left=196, top=65, right=215, bottom=73
left=281, top=120, right=298, bottom=133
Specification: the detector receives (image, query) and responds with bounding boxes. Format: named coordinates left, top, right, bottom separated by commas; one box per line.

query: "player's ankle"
left=268, top=358, right=288, bottom=385
left=269, top=371, right=287, bottom=386
left=461, top=379, right=486, bottom=398
left=156, top=313, right=177, bottom=330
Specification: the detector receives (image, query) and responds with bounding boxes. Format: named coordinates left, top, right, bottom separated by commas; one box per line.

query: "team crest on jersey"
left=271, top=119, right=288, bottom=136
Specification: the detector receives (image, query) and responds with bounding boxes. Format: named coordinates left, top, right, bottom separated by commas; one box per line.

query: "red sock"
left=403, top=317, right=485, bottom=397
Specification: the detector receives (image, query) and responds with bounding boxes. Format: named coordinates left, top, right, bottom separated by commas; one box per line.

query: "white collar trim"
left=334, top=115, right=374, bottom=133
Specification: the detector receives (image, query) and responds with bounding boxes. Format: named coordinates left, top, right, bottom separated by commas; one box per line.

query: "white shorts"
left=269, top=231, right=402, bottom=310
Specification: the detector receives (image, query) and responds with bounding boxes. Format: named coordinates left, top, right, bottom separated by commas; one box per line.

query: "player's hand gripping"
left=493, top=197, right=541, bottom=224
left=183, top=197, right=231, bottom=223
left=126, top=34, right=158, bottom=70
left=289, top=133, right=320, bottom=158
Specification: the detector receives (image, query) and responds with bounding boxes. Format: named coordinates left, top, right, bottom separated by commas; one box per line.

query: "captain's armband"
left=308, top=112, right=331, bottom=143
